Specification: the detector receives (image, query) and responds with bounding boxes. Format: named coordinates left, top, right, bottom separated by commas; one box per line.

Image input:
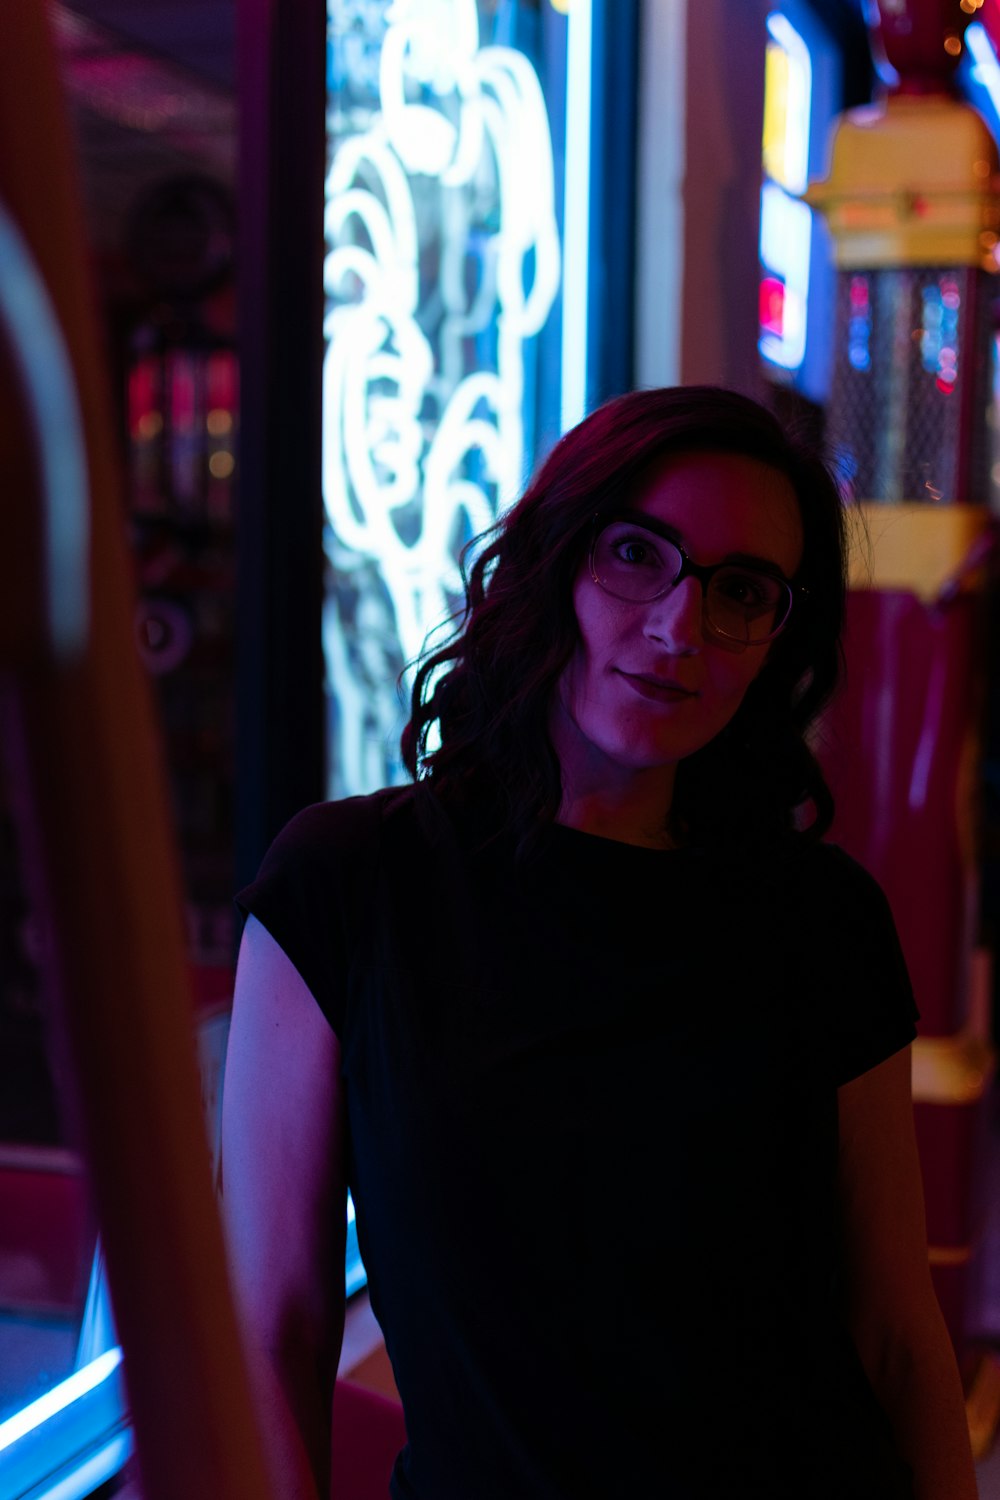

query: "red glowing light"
left=168, top=352, right=196, bottom=432
left=208, top=350, right=237, bottom=410
left=128, top=358, right=157, bottom=436
left=759, top=276, right=785, bottom=336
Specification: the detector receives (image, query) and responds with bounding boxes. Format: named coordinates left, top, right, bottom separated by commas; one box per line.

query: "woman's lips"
left=617, top=670, right=698, bottom=702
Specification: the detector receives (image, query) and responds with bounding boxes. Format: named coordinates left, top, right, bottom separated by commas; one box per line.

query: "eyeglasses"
left=589, top=515, right=799, bottom=648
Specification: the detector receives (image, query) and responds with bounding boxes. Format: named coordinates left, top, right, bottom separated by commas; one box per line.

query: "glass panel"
left=0, top=698, right=130, bottom=1499
left=323, top=0, right=572, bottom=801
left=0, top=729, right=89, bottom=1425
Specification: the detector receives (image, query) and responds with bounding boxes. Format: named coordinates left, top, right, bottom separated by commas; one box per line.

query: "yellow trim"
left=911, top=1032, right=995, bottom=1106
left=927, top=1243, right=973, bottom=1268
left=966, top=1351, right=1000, bottom=1462
left=807, top=95, right=1000, bottom=269
left=846, top=502, right=989, bottom=603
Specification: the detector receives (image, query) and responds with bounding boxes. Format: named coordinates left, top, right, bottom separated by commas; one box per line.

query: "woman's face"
left=551, top=449, right=804, bottom=795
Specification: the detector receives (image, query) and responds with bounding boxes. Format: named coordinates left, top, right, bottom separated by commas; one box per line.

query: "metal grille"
left=827, top=265, right=993, bottom=505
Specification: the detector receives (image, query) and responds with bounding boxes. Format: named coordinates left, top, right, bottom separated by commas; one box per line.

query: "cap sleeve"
left=804, top=845, right=920, bottom=1087
left=235, top=793, right=384, bottom=1036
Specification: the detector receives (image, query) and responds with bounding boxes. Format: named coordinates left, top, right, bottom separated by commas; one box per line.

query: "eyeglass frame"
left=587, top=509, right=806, bottom=647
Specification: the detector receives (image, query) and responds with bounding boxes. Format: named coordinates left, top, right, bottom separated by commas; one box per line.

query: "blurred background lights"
left=758, top=10, right=813, bottom=374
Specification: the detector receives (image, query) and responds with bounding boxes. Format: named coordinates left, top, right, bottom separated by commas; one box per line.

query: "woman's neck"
left=555, top=777, right=678, bottom=850
left=547, top=692, right=679, bottom=848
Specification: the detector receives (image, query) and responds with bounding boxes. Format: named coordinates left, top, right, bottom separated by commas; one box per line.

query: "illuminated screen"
left=324, top=0, right=583, bottom=799
left=759, top=11, right=812, bottom=374
left=757, top=1, right=841, bottom=401
left=963, top=21, right=1000, bottom=134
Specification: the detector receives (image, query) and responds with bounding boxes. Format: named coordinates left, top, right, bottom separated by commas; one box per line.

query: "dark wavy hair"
left=402, top=385, right=847, bottom=856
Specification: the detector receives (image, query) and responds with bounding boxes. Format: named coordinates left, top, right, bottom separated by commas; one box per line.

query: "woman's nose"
left=643, top=577, right=704, bottom=653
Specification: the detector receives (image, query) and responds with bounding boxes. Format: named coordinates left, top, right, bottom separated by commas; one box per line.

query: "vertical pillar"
left=634, top=0, right=769, bottom=395
left=236, top=0, right=327, bottom=892
left=808, top=15, right=999, bottom=1394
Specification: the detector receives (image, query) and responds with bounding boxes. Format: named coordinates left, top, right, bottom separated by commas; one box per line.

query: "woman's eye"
left=614, top=538, right=655, bottom=567
left=716, top=572, right=772, bottom=608
left=722, top=575, right=758, bottom=602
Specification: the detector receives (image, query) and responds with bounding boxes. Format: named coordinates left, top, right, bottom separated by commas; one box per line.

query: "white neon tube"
left=323, top=2, right=561, bottom=670
left=32, top=1433, right=133, bottom=1500
left=967, top=23, right=1000, bottom=115
left=560, top=0, right=593, bottom=434
left=0, top=1349, right=122, bottom=1454
left=0, top=203, right=89, bottom=659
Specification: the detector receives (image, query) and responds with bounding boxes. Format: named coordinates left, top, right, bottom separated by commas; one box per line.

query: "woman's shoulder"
left=271, top=783, right=419, bottom=853
left=235, top=787, right=428, bottom=1037
left=239, top=784, right=429, bottom=911
left=785, top=837, right=891, bottom=910
left=781, top=838, right=912, bottom=997
left=705, top=834, right=890, bottom=918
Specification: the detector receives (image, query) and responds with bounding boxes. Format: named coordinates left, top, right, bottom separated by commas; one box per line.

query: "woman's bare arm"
left=221, top=914, right=347, bottom=1500
left=837, top=1046, right=978, bottom=1500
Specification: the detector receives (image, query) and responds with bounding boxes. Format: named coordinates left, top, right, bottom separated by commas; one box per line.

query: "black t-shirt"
left=236, top=784, right=920, bottom=1500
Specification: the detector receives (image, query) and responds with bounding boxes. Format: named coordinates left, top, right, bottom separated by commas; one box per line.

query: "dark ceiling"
left=60, top=0, right=235, bottom=89
left=53, top=0, right=871, bottom=265
left=53, top=2, right=236, bottom=259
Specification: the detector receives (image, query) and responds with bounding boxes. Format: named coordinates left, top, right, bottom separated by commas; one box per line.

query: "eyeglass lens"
left=592, top=521, right=791, bottom=643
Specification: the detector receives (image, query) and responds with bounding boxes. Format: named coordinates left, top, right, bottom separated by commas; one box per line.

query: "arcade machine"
left=806, top=0, right=1000, bottom=1453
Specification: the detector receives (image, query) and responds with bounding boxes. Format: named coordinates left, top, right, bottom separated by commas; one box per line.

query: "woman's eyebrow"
left=725, top=548, right=791, bottom=579
left=611, top=509, right=790, bottom=579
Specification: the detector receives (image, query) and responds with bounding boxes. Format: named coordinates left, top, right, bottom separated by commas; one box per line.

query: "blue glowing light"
left=323, top=1, right=563, bottom=800
left=0, top=1350, right=122, bottom=1455
left=759, top=11, right=813, bottom=374
left=560, top=0, right=593, bottom=433
left=0, top=203, right=89, bottom=659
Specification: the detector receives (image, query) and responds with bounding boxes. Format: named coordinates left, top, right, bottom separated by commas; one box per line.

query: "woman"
left=221, top=387, right=978, bottom=1499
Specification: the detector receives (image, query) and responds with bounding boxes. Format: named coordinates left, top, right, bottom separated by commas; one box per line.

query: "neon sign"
left=759, top=11, right=813, bottom=374
left=967, top=21, right=1000, bottom=118
left=324, top=0, right=562, bottom=794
